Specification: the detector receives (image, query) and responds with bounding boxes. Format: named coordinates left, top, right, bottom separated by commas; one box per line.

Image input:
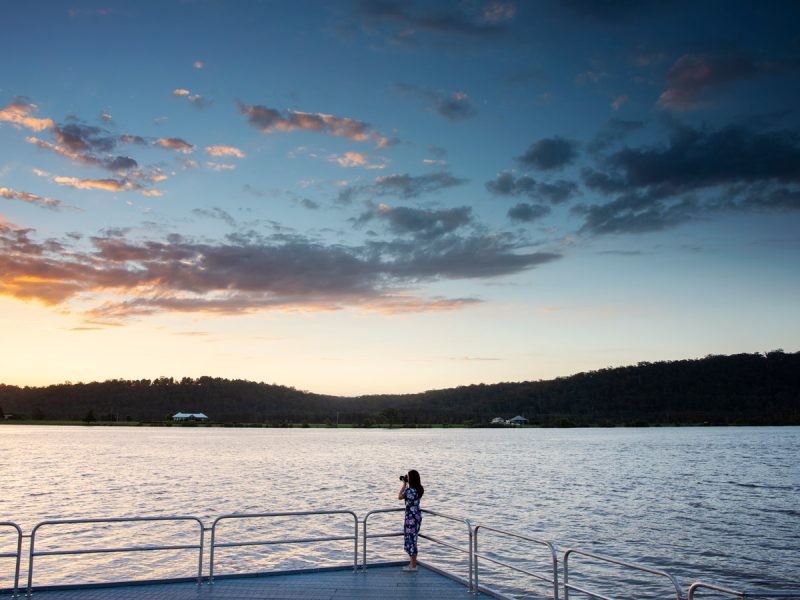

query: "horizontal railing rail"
left=473, top=524, right=559, bottom=599
left=688, top=582, right=800, bottom=599
left=362, top=508, right=474, bottom=589
left=208, top=510, right=359, bottom=582
left=0, top=522, right=22, bottom=598
left=5, top=509, right=796, bottom=600
left=563, top=547, right=684, bottom=600
left=27, top=516, right=204, bottom=595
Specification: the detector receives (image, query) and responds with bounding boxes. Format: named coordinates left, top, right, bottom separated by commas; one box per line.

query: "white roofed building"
left=172, top=412, right=209, bottom=421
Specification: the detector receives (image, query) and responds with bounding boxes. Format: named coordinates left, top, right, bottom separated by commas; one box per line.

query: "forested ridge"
left=0, top=351, right=797, bottom=426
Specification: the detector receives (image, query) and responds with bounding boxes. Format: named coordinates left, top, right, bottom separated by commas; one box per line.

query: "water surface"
left=0, top=426, right=797, bottom=597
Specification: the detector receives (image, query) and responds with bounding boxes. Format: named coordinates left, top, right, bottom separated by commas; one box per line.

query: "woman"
left=398, top=469, right=424, bottom=571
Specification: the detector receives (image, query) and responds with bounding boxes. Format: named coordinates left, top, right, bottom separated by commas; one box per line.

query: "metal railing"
left=2, top=509, right=796, bottom=600
left=688, top=582, right=800, bottom=599
left=0, top=522, right=22, bottom=597
left=563, top=547, right=684, bottom=600
left=473, top=525, right=559, bottom=599
left=208, top=510, right=359, bottom=581
left=27, top=516, right=205, bottom=595
left=362, top=508, right=474, bottom=589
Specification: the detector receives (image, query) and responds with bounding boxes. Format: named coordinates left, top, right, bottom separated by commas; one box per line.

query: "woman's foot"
left=402, top=565, right=417, bottom=572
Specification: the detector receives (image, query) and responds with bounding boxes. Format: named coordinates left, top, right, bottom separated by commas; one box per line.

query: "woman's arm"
left=398, top=481, right=407, bottom=500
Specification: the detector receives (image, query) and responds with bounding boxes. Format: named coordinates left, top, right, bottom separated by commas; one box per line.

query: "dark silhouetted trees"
left=0, top=352, right=797, bottom=426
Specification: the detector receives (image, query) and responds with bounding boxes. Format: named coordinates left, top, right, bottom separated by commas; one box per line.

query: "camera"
left=399, top=475, right=408, bottom=482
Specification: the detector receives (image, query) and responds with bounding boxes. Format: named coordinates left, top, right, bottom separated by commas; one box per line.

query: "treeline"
left=0, top=351, right=798, bottom=426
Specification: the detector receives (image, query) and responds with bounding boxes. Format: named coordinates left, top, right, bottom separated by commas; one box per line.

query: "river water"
left=0, top=425, right=797, bottom=597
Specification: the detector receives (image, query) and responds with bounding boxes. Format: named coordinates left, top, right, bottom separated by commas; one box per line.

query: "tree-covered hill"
left=1, top=351, right=797, bottom=425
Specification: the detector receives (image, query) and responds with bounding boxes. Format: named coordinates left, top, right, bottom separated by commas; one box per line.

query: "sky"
left=1, top=0, right=799, bottom=396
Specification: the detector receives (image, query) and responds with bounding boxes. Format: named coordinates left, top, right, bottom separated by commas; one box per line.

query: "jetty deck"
left=18, top=563, right=495, bottom=600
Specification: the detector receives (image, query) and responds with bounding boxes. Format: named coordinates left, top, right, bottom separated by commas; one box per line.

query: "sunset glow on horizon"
left=1, top=1, right=798, bottom=395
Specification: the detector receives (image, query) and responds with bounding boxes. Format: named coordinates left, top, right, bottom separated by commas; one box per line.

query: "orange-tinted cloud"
left=239, top=102, right=396, bottom=148
left=0, top=225, right=559, bottom=320
left=155, top=137, right=195, bottom=153
left=54, top=176, right=132, bottom=192
left=205, top=145, right=246, bottom=158
left=0, top=98, right=55, bottom=132
left=0, top=186, right=70, bottom=210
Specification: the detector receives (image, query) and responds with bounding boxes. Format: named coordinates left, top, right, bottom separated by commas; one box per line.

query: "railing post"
left=353, top=516, right=359, bottom=572
left=209, top=520, right=217, bottom=583
left=552, top=546, right=560, bottom=600
left=26, top=526, right=37, bottom=598
left=362, top=516, right=367, bottom=571
left=563, top=549, right=571, bottom=600
left=473, top=524, right=479, bottom=594
left=197, top=525, right=205, bottom=584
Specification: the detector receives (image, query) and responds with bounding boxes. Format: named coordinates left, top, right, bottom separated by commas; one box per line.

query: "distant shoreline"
left=2, top=420, right=796, bottom=428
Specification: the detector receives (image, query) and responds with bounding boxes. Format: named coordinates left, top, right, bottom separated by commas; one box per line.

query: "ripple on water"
left=0, top=425, right=797, bottom=596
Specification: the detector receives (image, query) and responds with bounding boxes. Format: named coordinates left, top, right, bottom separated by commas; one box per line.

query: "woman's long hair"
left=408, top=469, right=424, bottom=499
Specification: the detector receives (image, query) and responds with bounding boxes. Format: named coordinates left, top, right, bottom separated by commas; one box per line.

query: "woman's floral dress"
left=403, top=487, right=422, bottom=557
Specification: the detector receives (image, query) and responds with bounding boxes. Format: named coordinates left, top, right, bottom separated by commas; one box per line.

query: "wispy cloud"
left=205, top=145, right=246, bottom=158
left=238, top=102, right=396, bottom=148
left=358, top=0, right=515, bottom=43
left=0, top=223, right=560, bottom=319
left=486, top=172, right=578, bottom=204
left=0, top=97, right=55, bottom=132
left=657, top=52, right=800, bottom=111
left=172, top=88, right=211, bottom=109
left=0, top=186, right=71, bottom=210
left=338, top=171, right=467, bottom=203
left=155, top=137, right=195, bottom=153
left=396, top=83, right=478, bottom=120
left=356, top=203, right=473, bottom=239
left=328, top=151, right=387, bottom=169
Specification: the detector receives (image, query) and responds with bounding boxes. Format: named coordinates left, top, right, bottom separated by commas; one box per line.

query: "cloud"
left=598, top=123, right=800, bottom=192
left=328, top=151, right=386, bottom=169
left=396, top=83, right=478, bottom=120
left=486, top=172, right=578, bottom=204
left=172, top=88, right=211, bottom=109
left=657, top=52, right=800, bottom=111
left=53, top=176, right=139, bottom=193
left=333, top=151, right=368, bottom=167
left=559, top=0, right=667, bottom=22
left=517, top=137, right=579, bottom=170
left=576, top=121, right=800, bottom=234
left=0, top=224, right=560, bottom=318
left=26, top=134, right=140, bottom=173
left=358, top=0, right=514, bottom=40
left=192, top=207, right=237, bottom=227
left=338, top=172, right=467, bottom=203
left=239, top=102, right=395, bottom=147
left=155, top=137, right=195, bottom=153
left=611, top=95, right=629, bottom=111
left=205, top=145, right=246, bottom=158
left=357, top=203, right=472, bottom=239
left=587, top=118, right=644, bottom=154
left=508, top=203, right=551, bottom=222
left=206, top=162, right=236, bottom=172
left=0, top=97, right=55, bottom=132
left=0, top=187, right=71, bottom=211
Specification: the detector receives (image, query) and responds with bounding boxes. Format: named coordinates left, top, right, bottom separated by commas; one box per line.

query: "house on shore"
left=491, top=417, right=506, bottom=425
left=508, top=415, right=528, bottom=426
left=172, top=412, right=209, bottom=422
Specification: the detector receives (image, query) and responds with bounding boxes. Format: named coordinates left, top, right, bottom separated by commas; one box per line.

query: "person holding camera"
left=398, top=469, right=424, bottom=571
